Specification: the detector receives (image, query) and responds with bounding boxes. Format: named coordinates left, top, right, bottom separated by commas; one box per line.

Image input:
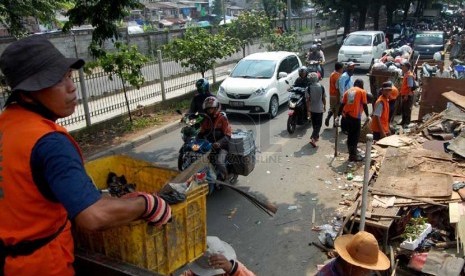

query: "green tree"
left=88, top=42, right=149, bottom=124
left=0, top=0, right=73, bottom=37
left=265, top=31, right=302, bottom=52
left=163, top=27, right=237, bottom=78
left=225, top=11, right=270, bottom=57
left=63, top=0, right=140, bottom=57
left=211, top=0, right=223, bottom=16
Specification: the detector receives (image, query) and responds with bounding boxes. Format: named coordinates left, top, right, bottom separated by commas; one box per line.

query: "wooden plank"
left=374, top=148, right=453, bottom=198
left=371, top=188, right=447, bottom=207
left=442, top=91, right=465, bottom=110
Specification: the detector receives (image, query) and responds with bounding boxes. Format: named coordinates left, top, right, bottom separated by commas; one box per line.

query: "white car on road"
left=217, top=52, right=302, bottom=118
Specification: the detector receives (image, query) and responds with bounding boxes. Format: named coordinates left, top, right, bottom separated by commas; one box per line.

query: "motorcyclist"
left=315, top=22, right=321, bottom=35
left=306, top=44, right=323, bottom=79
left=315, top=39, right=326, bottom=78
left=197, top=96, right=232, bottom=181
left=307, top=44, right=322, bottom=63
left=189, top=78, right=213, bottom=114
left=292, top=66, right=311, bottom=119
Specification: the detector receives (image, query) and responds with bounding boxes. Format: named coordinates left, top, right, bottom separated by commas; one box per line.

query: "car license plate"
left=229, top=101, right=244, bottom=107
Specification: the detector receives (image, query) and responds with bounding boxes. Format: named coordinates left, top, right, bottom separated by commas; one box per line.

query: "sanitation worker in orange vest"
left=325, top=62, right=344, bottom=128
left=399, top=62, right=415, bottom=128
left=337, top=79, right=369, bottom=162
left=371, top=82, right=392, bottom=141
left=0, top=36, right=172, bottom=276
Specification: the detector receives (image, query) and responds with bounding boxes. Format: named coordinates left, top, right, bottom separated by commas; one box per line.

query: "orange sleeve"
left=230, top=261, right=256, bottom=276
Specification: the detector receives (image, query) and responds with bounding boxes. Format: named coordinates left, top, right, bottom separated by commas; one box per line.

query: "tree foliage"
left=88, top=42, right=149, bottom=123
left=211, top=0, right=223, bottom=17
left=0, top=0, right=73, bottom=37
left=265, top=32, right=302, bottom=52
left=225, top=11, right=270, bottom=57
left=63, top=0, right=140, bottom=57
left=163, top=27, right=237, bottom=78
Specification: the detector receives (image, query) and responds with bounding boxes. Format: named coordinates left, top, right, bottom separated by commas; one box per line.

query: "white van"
left=337, top=31, right=387, bottom=70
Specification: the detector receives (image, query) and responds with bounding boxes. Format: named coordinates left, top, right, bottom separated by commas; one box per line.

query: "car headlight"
left=339, top=50, right=344, bottom=55
left=218, top=86, right=225, bottom=96
left=253, top=88, right=266, bottom=96
left=363, top=51, right=372, bottom=55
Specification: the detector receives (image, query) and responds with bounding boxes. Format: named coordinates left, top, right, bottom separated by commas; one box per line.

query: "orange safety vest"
left=400, top=71, right=414, bottom=96
left=329, top=71, right=341, bottom=96
left=371, top=95, right=390, bottom=133
left=0, top=105, right=81, bottom=276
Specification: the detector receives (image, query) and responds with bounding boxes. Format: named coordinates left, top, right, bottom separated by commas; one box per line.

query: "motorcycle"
left=306, top=60, right=323, bottom=80
left=177, top=112, right=239, bottom=187
left=287, top=87, right=309, bottom=134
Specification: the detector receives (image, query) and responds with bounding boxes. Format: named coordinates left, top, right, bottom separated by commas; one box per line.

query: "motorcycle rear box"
left=229, top=129, right=255, bottom=155
left=230, top=151, right=256, bottom=176
left=75, top=155, right=208, bottom=275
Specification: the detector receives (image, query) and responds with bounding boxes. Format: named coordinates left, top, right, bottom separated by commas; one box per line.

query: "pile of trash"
left=372, top=45, right=414, bottom=74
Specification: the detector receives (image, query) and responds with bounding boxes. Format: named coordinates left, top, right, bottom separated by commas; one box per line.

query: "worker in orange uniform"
left=325, top=62, right=344, bottom=128
left=371, top=82, right=392, bottom=141
left=0, top=36, right=171, bottom=276
left=337, top=79, right=370, bottom=162
left=398, top=62, right=416, bottom=128
left=385, top=81, right=399, bottom=123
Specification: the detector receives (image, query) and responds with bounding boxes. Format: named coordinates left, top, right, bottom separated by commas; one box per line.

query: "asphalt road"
left=122, top=62, right=371, bottom=276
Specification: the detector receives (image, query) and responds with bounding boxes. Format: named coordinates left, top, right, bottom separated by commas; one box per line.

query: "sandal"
left=309, top=138, right=317, bottom=148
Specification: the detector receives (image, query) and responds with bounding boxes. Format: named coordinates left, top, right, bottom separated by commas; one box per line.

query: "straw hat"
left=334, top=231, right=390, bottom=270
left=189, top=236, right=237, bottom=276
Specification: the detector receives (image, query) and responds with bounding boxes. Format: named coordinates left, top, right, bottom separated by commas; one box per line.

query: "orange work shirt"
left=342, top=86, right=368, bottom=119
left=329, top=71, right=341, bottom=96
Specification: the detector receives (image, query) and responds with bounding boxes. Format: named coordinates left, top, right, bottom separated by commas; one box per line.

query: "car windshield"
left=415, top=34, right=443, bottom=45
left=343, top=35, right=372, bottom=46
left=230, top=59, right=276, bottom=78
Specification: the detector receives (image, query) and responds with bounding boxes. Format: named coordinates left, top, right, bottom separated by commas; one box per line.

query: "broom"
left=214, top=179, right=278, bottom=217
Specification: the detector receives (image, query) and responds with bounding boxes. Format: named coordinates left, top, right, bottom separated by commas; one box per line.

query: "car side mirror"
left=278, top=72, right=288, bottom=79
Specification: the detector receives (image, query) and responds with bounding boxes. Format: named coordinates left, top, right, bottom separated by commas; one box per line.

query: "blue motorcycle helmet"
left=195, top=78, right=210, bottom=94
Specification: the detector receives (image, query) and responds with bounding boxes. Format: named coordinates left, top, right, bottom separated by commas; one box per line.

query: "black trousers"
left=345, top=115, right=361, bottom=148
left=389, top=100, right=396, bottom=123
left=311, top=112, right=323, bottom=140
left=401, top=95, right=413, bottom=125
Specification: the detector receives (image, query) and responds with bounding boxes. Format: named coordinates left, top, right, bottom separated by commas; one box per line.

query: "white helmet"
left=433, top=51, right=442, bottom=61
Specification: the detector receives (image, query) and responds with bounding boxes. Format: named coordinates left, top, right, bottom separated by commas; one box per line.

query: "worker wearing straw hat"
left=317, top=231, right=390, bottom=275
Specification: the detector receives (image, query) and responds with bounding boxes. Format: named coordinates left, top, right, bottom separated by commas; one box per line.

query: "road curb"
left=86, top=120, right=182, bottom=161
